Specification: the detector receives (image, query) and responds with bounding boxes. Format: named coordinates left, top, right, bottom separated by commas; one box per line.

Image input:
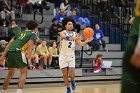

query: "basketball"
left=83, top=27, right=94, bottom=38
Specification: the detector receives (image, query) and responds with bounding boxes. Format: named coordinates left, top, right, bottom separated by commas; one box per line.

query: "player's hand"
left=131, top=46, right=140, bottom=68
left=75, top=36, right=82, bottom=40
left=69, top=37, right=81, bottom=41
left=85, top=37, right=93, bottom=43
left=0, top=56, right=6, bottom=65
left=28, top=62, right=33, bottom=69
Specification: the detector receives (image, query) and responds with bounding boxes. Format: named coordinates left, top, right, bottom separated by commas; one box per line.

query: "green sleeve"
left=30, top=33, right=37, bottom=43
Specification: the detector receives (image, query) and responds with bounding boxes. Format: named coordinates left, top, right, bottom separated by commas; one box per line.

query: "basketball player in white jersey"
left=59, top=18, right=93, bottom=93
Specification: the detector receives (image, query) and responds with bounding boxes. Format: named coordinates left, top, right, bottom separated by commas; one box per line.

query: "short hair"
left=11, top=19, right=17, bottom=24
left=26, top=20, right=39, bottom=30
left=96, top=54, right=102, bottom=58
left=62, top=17, right=76, bottom=28
left=52, top=18, right=58, bottom=23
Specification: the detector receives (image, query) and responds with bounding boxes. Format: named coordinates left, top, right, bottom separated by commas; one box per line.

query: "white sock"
left=16, top=89, right=23, bottom=93
left=2, top=90, right=7, bottom=93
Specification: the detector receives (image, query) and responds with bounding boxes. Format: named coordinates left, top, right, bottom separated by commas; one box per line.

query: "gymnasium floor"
left=0, top=81, right=120, bottom=93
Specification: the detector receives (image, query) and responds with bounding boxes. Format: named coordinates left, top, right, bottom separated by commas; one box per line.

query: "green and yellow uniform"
left=121, top=1, right=140, bottom=93
left=7, top=30, right=37, bottom=68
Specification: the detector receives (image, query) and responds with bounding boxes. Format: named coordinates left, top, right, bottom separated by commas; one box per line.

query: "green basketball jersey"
left=9, top=30, right=37, bottom=52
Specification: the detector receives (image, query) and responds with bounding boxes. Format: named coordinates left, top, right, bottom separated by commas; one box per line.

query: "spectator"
left=16, top=0, right=29, bottom=16
left=93, top=24, right=106, bottom=50
left=8, top=20, right=21, bottom=41
left=0, top=19, right=7, bottom=41
left=31, top=45, right=43, bottom=70
left=0, top=0, right=15, bottom=26
left=41, top=0, right=50, bottom=11
left=94, top=54, right=102, bottom=73
left=26, top=0, right=43, bottom=15
left=49, top=41, right=59, bottom=68
left=36, top=39, right=52, bottom=69
left=60, top=0, right=71, bottom=12
left=49, top=18, right=62, bottom=41
left=55, top=9, right=65, bottom=25
left=71, top=8, right=81, bottom=33
left=0, top=40, right=8, bottom=70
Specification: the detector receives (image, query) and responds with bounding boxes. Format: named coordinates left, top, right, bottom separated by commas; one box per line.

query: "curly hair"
left=26, top=20, right=39, bottom=30
left=62, top=17, right=76, bottom=28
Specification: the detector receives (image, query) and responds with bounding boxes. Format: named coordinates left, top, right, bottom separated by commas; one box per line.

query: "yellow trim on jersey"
left=22, top=42, right=28, bottom=53
left=136, top=0, right=140, bottom=16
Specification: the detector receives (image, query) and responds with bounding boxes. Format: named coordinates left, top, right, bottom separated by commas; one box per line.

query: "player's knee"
left=8, top=71, right=15, bottom=77
left=69, top=73, right=75, bottom=78
left=63, top=73, right=68, bottom=78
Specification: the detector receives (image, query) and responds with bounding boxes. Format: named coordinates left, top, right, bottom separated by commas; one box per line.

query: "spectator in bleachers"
left=71, top=8, right=81, bottom=33
left=49, top=18, right=62, bottom=41
left=0, top=0, right=15, bottom=26
left=16, top=0, right=29, bottom=16
left=0, top=40, right=8, bottom=70
left=8, top=20, right=21, bottom=41
left=42, top=0, right=50, bottom=11
left=94, top=53, right=102, bottom=73
left=31, top=45, right=43, bottom=70
left=26, top=0, right=43, bottom=15
left=55, top=9, right=65, bottom=25
left=0, top=19, right=7, bottom=41
left=93, top=24, right=106, bottom=51
left=65, top=5, right=72, bottom=17
left=36, top=39, right=52, bottom=69
left=49, top=41, right=59, bottom=68
left=60, top=0, right=71, bottom=13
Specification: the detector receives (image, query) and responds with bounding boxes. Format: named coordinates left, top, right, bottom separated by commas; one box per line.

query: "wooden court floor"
left=0, top=81, right=120, bottom=93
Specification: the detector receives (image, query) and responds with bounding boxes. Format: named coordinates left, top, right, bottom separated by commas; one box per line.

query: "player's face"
left=65, top=21, right=73, bottom=31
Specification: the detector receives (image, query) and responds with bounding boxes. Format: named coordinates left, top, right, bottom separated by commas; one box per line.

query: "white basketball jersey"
left=59, top=30, right=76, bottom=55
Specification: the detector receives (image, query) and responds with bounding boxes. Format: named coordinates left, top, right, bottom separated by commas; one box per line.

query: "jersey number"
left=18, top=33, right=26, bottom=40
left=68, top=42, right=72, bottom=48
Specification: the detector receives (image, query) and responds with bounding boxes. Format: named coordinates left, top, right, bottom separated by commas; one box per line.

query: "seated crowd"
left=0, top=0, right=107, bottom=70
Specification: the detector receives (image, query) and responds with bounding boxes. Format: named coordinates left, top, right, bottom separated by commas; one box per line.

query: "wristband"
left=66, top=35, right=70, bottom=40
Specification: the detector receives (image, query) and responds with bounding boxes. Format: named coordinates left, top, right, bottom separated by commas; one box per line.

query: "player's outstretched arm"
left=76, top=37, right=93, bottom=46
left=26, top=40, right=34, bottom=69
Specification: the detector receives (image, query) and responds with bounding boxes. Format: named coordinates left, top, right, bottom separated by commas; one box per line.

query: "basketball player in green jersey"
left=0, top=20, right=39, bottom=93
left=121, top=0, right=140, bottom=93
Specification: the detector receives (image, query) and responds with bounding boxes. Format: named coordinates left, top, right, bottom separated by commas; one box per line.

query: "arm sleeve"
left=30, top=33, right=37, bottom=43
left=100, top=30, right=104, bottom=40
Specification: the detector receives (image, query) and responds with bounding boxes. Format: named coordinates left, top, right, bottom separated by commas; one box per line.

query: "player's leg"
left=59, top=55, right=71, bottom=93
left=16, top=67, right=28, bottom=93
left=2, top=51, right=17, bottom=92
left=2, top=68, right=16, bottom=92
left=62, top=68, right=71, bottom=93
left=68, top=56, right=76, bottom=91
